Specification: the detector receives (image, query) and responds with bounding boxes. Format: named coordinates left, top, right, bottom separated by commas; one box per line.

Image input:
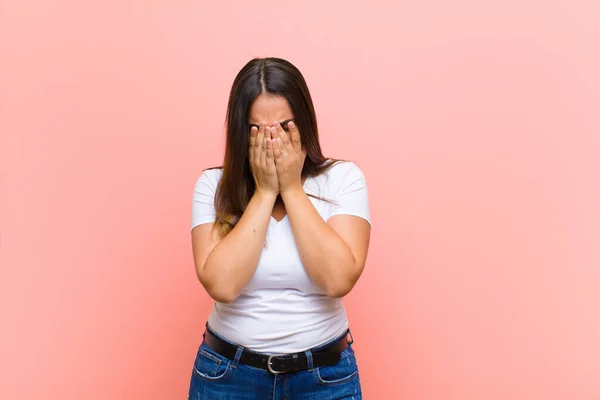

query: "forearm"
left=201, top=190, right=276, bottom=302
left=282, top=187, right=357, bottom=297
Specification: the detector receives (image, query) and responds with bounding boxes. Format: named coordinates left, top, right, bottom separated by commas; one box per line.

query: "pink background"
left=2, top=1, right=599, bottom=399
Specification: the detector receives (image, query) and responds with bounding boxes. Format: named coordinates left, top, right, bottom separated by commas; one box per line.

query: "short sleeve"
left=327, top=162, right=371, bottom=225
left=191, top=169, right=221, bottom=231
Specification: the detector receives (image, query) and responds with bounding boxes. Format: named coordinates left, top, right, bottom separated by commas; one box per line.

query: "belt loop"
left=232, top=346, right=244, bottom=369
left=304, top=350, right=314, bottom=371
left=347, top=329, right=354, bottom=345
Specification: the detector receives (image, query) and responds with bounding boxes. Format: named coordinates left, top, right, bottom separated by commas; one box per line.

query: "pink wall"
left=2, top=1, right=599, bottom=399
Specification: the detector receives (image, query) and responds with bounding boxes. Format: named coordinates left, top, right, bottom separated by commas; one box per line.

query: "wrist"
left=280, top=184, right=305, bottom=200
left=254, top=188, right=278, bottom=203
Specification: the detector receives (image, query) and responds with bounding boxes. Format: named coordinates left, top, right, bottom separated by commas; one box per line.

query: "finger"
left=249, top=126, right=258, bottom=163
left=273, top=121, right=283, bottom=139
left=265, top=133, right=274, bottom=166
left=277, top=121, right=294, bottom=154
left=255, top=123, right=265, bottom=164
left=260, top=127, right=270, bottom=168
left=276, top=137, right=288, bottom=159
left=287, top=120, right=301, bottom=153
left=273, top=121, right=286, bottom=149
left=273, top=133, right=284, bottom=165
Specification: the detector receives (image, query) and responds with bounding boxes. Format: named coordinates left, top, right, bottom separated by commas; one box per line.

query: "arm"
left=271, top=120, right=371, bottom=298
left=281, top=188, right=371, bottom=297
left=192, top=191, right=276, bottom=303
left=191, top=123, right=279, bottom=303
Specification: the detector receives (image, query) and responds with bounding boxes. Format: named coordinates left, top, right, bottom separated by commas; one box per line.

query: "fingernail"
left=288, top=121, right=295, bottom=129
left=273, top=121, right=280, bottom=128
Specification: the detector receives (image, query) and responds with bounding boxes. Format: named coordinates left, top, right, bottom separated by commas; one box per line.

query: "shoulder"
left=195, top=167, right=223, bottom=187
left=322, top=160, right=366, bottom=183
left=193, top=168, right=224, bottom=197
left=312, top=160, right=368, bottom=199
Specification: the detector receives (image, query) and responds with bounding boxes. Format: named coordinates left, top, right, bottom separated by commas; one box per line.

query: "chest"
left=242, top=196, right=332, bottom=296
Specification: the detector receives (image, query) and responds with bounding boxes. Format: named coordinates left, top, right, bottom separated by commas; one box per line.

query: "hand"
left=249, top=123, right=278, bottom=197
left=272, top=120, right=307, bottom=195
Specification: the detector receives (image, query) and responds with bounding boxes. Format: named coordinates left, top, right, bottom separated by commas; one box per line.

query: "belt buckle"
left=267, top=354, right=286, bottom=374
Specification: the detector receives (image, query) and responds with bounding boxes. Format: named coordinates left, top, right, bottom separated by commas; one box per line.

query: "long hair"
left=211, top=57, right=337, bottom=238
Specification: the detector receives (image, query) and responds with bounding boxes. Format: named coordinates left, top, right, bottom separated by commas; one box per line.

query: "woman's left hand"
left=272, top=120, right=307, bottom=195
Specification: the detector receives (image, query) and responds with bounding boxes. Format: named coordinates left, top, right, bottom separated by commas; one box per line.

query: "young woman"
left=188, top=57, right=371, bottom=399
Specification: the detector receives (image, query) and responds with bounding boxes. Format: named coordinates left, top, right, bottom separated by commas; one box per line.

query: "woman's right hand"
left=249, top=123, right=279, bottom=197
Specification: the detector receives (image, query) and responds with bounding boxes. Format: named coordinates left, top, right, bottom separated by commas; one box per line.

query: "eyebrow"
left=249, top=118, right=294, bottom=127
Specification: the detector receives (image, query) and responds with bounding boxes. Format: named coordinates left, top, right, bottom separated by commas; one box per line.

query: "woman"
left=188, top=57, right=371, bottom=399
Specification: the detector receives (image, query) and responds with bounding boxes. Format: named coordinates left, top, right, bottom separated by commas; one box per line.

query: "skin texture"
left=192, top=94, right=370, bottom=301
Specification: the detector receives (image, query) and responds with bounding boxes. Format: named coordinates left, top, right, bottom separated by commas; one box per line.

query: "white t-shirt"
left=191, top=161, right=370, bottom=353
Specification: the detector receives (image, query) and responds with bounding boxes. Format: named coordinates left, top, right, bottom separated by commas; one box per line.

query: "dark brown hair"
left=211, top=57, right=337, bottom=238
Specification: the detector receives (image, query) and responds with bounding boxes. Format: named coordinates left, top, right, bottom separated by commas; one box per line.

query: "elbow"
left=203, top=280, right=240, bottom=304
left=196, top=271, right=240, bottom=304
left=203, top=281, right=239, bottom=303
left=325, top=281, right=354, bottom=298
left=326, top=287, right=350, bottom=299
left=323, top=253, right=364, bottom=298
left=325, top=267, right=362, bottom=298
left=208, top=289, right=238, bottom=304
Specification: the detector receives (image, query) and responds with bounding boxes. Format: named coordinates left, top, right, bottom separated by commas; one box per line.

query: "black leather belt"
left=204, top=327, right=349, bottom=374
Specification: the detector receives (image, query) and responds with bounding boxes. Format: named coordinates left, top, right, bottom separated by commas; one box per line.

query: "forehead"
left=248, top=94, right=293, bottom=123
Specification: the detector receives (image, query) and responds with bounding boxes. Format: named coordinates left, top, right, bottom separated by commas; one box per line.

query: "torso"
left=198, top=162, right=368, bottom=353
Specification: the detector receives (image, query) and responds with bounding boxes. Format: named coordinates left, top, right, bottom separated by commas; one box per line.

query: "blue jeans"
left=188, top=328, right=362, bottom=399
